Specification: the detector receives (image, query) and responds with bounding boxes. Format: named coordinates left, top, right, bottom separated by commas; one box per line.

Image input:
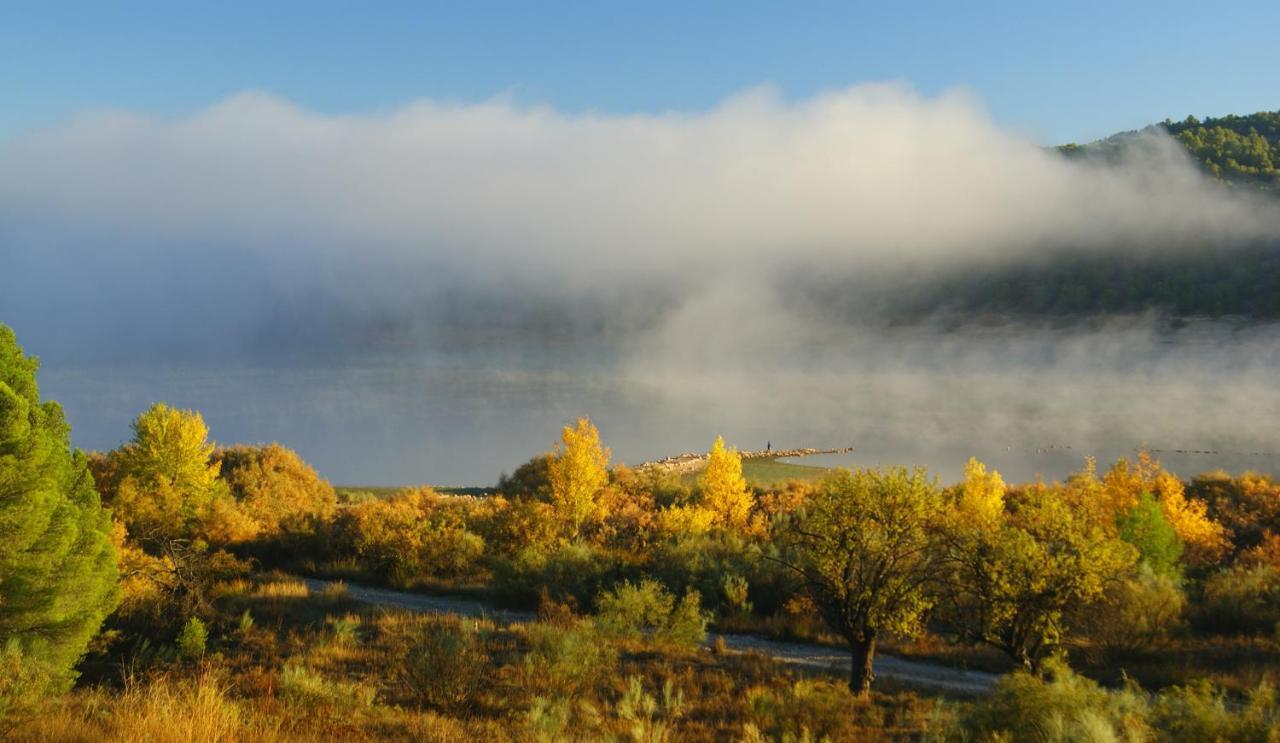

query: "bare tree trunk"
left=849, top=633, right=876, bottom=696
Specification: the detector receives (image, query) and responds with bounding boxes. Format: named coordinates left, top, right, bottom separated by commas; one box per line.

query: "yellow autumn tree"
left=953, top=457, right=1006, bottom=529
left=1102, top=452, right=1227, bottom=565
left=99, top=403, right=226, bottom=543
left=546, top=417, right=610, bottom=538
left=699, top=436, right=753, bottom=530
left=1152, top=470, right=1228, bottom=565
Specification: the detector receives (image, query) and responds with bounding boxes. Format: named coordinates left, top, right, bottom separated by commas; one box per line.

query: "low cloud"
left=4, top=85, right=1280, bottom=482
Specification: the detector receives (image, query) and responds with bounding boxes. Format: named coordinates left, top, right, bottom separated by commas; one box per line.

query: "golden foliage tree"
left=939, top=483, right=1137, bottom=671
left=212, top=444, right=337, bottom=543
left=546, top=417, right=610, bottom=538
left=97, top=403, right=226, bottom=544
left=1102, top=453, right=1227, bottom=565
left=699, top=436, right=753, bottom=530
left=953, top=457, right=1006, bottom=529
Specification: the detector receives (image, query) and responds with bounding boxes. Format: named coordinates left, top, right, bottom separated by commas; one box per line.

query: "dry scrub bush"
left=1073, top=570, right=1187, bottom=651
left=279, top=660, right=377, bottom=715
left=952, top=658, right=1151, bottom=742
left=615, top=675, right=686, bottom=743
left=953, top=657, right=1280, bottom=742
left=744, top=678, right=861, bottom=743
left=595, top=579, right=709, bottom=648
left=31, top=667, right=283, bottom=743
left=333, top=488, right=485, bottom=586
left=394, top=617, right=489, bottom=712
left=212, top=444, right=336, bottom=545
left=1150, top=679, right=1280, bottom=741
left=519, top=623, right=618, bottom=698
left=1197, top=563, right=1280, bottom=635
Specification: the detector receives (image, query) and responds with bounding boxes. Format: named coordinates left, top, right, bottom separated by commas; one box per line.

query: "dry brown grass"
left=13, top=573, right=945, bottom=742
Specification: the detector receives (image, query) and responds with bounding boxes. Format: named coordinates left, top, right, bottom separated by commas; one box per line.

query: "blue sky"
left=4, top=1, right=1279, bottom=146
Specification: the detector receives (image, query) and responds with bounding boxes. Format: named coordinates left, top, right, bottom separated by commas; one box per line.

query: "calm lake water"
left=40, top=323, right=1280, bottom=487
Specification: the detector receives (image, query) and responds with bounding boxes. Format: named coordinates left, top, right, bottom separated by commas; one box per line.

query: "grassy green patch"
left=741, top=458, right=829, bottom=487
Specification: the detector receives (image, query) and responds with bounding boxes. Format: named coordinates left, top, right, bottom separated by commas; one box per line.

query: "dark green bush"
left=1195, top=564, right=1280, bottom=635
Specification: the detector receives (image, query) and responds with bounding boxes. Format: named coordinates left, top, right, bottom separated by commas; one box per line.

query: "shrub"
left=176, top=617, right=208, bottom=661
left=279, top=660, right=376, bottom=713
left=614, top=676, right=686, bottom=743
left=1197, top=564, right=1280, bottom=635
left=482, top=496, right=560, bottom=557
left=525, top=695, right=576, bottom=743
left=745, top=678, right=858, bottom=743
left=649, top=531, right=792, bottom=618
left=952, top=658, right=1152, bottom=742
left=395, top=619, right=488, bottom=712
left=492, top=541, right=622, bottom=609
left=519, top=623, right=618, bottom=698
left=595, top=580, right=708, bottom=647
left=0, top=641, right=55, bottom=733
left=333, top=488, right=486, bottom=586
left=614, top=675, right=684, bottom=743
left=212, top=444, right=337, bottom=547
left=1075, top=569, right=1186, bottom=650
left=326, top=614, right=362, bottom=647
left=1151, top=679, right=1280, bottom=741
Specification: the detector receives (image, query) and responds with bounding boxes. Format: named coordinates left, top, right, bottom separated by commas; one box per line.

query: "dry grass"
left=16, top=573, right=945, bottom=742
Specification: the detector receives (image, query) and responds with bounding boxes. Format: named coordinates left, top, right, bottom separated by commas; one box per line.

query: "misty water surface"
left=39, top=319, right=1280, bottom=486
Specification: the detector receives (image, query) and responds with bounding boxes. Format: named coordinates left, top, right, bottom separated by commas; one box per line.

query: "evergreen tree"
left=0, top=324, right=119, bottom=684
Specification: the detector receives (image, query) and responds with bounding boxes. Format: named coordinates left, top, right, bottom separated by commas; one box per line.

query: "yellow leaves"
left=1095, top=452, right=1228, bottom=566
left=1160, top=481, right=1229, bottom=566
left=656, top=504, right=717, bottom=537
left=546, top=417, right=610, bottom=538
left=699, top=436, right=753, bottom=531
left=955, top=457, right=1006, bottom=529
left=214, top=444, right=337, bottom=541
left=120, top=403, right=221, bottom=496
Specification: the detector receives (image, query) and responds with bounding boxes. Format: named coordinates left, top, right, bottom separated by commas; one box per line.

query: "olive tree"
left=777, top=466, right=944, bottom=695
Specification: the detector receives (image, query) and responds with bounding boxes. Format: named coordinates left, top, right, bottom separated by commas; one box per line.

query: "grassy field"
left=740, top=458, right=830, bottom=486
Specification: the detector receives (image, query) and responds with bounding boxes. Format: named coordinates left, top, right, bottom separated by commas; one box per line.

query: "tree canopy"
left=779, top=466, right=944, bottom=695
left=547, top=417, right=610, bottom=538
left=0, top=324, right=119, bottom=683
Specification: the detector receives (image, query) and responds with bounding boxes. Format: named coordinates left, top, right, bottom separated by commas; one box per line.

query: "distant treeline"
left=883, top=240, right=1280, bottom=320
left=832, top=111, right=1280, bottom=323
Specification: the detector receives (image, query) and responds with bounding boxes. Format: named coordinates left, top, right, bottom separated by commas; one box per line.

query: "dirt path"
left=299, top=577, right=998, bottom=695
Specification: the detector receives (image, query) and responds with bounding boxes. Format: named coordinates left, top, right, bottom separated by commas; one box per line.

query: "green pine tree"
left=0, top=324, right=119, bottom=686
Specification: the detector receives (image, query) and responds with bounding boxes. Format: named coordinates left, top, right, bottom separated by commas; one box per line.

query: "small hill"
left=1061, top=110, right=1280, bottom=192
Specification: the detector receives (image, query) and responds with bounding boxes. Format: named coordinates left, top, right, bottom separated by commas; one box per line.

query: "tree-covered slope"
left=870, top=110, right=1280, bottom=323
left=1061, top=110, right=1280, bottom=192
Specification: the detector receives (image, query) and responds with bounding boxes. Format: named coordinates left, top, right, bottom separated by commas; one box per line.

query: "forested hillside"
left=864, top=110, right=1280, bottom=323
left=1061, top=110, right=1280, bottom=191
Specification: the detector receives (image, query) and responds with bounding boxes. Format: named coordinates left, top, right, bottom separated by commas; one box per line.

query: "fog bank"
left=3, top=85, right=1279, bottom=483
